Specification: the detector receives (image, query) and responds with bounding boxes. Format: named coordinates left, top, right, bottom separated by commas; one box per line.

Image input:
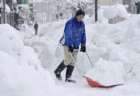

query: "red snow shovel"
left=69, top=52, right=117, bottom=88
left=83, top=76, right=106, bottom=87
left=83, top=76, right=116, bottom=88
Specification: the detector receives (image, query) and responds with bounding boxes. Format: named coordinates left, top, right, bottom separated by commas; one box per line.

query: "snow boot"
left=54, top=61, right=66, bottom=81
left=65, top=65, right=76, bottom=83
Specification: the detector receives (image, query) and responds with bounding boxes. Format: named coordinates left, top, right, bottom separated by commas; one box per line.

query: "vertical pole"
left=115, top=0, right=117, bottom=6
left=0, top=8, right=1, bottom=24
left=131, top=0, right=133, bottom=14
left=3, top=0, right=6, bottom=23
left=48, top=0, right=50, bottom=22
left=109, top=0, right=111, bottom=6
left=95, top=0, right=98, bottom=22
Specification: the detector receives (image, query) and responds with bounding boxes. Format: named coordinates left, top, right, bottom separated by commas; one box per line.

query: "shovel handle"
left=69, top=52, right=83, bottom=76
left=86, top=52, right=94, bottom=67
left=69, top=52, right=76, bottom=64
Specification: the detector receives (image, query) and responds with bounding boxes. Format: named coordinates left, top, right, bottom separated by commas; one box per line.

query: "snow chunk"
left=117, top=4, right=128, bottom=18
left=85, top=58, right=125, bottom=86
left=103, top=4, right=128, bottom=19
left=103, top=5, right=118, bottom=19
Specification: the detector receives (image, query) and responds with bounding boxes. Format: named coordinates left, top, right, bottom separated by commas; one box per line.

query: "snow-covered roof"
left=103, top=4, right=128, bottom=19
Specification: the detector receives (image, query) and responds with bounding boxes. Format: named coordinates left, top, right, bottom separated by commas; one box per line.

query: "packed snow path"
left=21, top=15, right=140, bottom=96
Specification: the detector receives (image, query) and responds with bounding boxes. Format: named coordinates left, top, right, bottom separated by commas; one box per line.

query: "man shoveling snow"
left=54, top=9, right=86, bottom=83
left=85, top=58, right=125, bottom=86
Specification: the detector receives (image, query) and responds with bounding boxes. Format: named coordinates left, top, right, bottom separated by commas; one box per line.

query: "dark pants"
left=35, top=28, right=38, bottom=35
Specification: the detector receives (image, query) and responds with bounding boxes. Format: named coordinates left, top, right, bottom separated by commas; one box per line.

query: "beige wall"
left=98, top=0, right=122, bottom=6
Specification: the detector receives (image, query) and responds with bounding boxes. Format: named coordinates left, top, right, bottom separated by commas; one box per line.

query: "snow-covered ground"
left=18, top=13, right=140, bottom=96
left=1, top=11, right=140, bottom=96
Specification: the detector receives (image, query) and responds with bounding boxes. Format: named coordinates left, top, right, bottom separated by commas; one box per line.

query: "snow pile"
left=86, top=9, right=108, bottom=24
left=0, top=24, right=23, bottom=64
left=0, top=24, right=75, bottom=96
left=0, top=51, right=54, bottom=96
left=103, top=4, right=128, bottom=19
left=23, top=20, right=66, bottom=69
left=85, top=58, right=125, bottom=86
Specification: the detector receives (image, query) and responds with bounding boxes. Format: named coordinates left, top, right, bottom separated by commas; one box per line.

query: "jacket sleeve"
left=64, top=22, right=73, bottom=47
left=81, top=23, right=86, bottom=47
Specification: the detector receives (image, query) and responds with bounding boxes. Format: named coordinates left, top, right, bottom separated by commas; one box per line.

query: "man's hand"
left=69, top=46, right=74, bottom=53
left=80, top=46, right=86, bottom=52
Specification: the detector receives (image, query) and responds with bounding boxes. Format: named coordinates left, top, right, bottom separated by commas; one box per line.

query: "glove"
left=69, top=46, right=74, bottom=53
left=80, top=46, right=86, bottom=52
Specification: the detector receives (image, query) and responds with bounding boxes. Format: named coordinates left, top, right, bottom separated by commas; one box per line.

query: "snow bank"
left=103, top=4, right=128, bottom=19
left=0, top=24, right=23, bottom=64
left=86, top=9, right=108, bottom=24
left=0, top=51, right=53, bottom=96
left=0, top=24, right=76, bottom=96
left=85, top=58, right=125, bottom=86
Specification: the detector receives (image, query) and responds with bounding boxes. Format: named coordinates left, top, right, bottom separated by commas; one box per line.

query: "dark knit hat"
left=76, top=9, right=85, bottom=16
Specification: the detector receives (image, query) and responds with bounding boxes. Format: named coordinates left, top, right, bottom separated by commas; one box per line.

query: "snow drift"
left=85, top=58, right=125, bottom=86
left=0, top=24, right=75, bottom=96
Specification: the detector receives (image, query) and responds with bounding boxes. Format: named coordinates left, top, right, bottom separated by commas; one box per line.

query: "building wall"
left=98, top=0, right=123, bottom=6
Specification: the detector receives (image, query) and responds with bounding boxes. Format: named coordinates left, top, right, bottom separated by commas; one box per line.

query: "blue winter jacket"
left=60, top=16, right=86, bottom=49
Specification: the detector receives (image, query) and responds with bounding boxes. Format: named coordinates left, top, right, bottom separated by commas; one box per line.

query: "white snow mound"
left=0, top=24, right=76, bottom=96
left=103, top=4, right=128, bottom=19
left=85, top=58, right=125, bottom=86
